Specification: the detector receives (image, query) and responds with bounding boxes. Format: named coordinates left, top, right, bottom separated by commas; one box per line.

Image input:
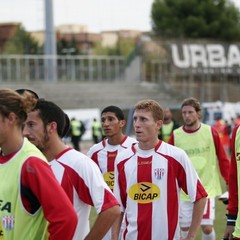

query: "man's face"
left=23, top=110, right=49, bottom=151
left=101, top=112, right=125, bottom=138
left=133, top=109, right=161, bottom=144
left=182, top=105, right=199, bottom=127
left=0, top=114, right=10, bottom=148
left=163, top=108, right=172, bottom=123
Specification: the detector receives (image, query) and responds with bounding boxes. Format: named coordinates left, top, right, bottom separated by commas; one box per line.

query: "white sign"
left=171, top=44, right=240, bottom=69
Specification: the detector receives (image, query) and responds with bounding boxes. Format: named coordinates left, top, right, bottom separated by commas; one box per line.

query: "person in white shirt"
left=112, top=99, right=207, bottom=240
left=23, top=99, right=120, bottom=240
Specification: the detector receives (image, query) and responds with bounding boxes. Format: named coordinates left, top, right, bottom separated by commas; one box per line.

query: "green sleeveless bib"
left=174, top=124, right=222, bottom=200
left=0, top=138, right=49, bottom=240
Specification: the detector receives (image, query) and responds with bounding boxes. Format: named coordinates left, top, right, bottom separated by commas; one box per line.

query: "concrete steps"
left=2, top=81, right=181, bottom=110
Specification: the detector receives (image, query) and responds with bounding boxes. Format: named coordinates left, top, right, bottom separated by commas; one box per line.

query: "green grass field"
left=212, top=199, right=228, bottom=239
left=89, top=197, right=228, bottom=239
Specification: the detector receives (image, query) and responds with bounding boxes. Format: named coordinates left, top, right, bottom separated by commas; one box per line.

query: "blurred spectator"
left=158, top=107, right=179, bottom=142
left=214, top=117, right=231, bottom=156
left=70, top=117, right=86, bottom=151
left=92, top=118, right=102, bottom=144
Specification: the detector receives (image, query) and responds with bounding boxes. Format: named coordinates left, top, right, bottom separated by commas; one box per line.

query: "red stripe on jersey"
left=137, top=156, right=153, bottom=239
left=120, top=135, right=128, bottom=145
left=196, top=180, right=208, bottom=200
left=59, top=163, right=94, bottom=206
left=102, top=188, right=120, bottom=212
left=202, top=198, right=210, bottom=219
left=117, top=159, right=129, bottom=209
left=123, top=217, right=129, bottom=239
left=91, top=150, right=102, bottom=170
left=107, top=150, right=117, bottom=172
left=60, top=168, right=74, bottom=204
left=89, top=140, right=105, bottom=170
left=166, top=155, right=182, bottom=239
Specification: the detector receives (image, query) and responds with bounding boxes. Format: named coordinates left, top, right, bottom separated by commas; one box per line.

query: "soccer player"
left=87, top=105, right=137, bottom=240
left=112, top=99, right=207, bottom=240
left=223, top=124, right=240, bottom=239
left=87, top=105, right=137, bottom=191
left=168, top=97, right=230, bottom=240
left=23, top=99, right=120, bottom=240
left=0, top=88, right=77, bottom=240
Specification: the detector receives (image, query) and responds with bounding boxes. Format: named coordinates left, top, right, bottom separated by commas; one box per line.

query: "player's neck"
left=138, top=137, right=159, bottom=150
left=44, top=138, right=68, bottom=162
left=2, top=132, right=23, bottom=156
left=108, top=133, right=125, bottom=146
left=184, top=121, right=201, bottom=131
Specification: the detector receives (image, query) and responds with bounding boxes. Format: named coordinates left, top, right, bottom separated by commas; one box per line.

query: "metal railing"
left=0, top=55, right=126, bottom=82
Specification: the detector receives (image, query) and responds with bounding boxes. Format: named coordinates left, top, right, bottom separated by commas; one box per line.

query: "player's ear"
left=157, top=119, right=163, bottom=131
left=120, top=119, right=126, bottom=128
left=47, top=121, right=57, bottom=133
left=7, top=112, right=18, bottom=125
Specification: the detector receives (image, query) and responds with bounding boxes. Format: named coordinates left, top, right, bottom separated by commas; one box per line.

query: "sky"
left=0, top=0, right=154, bottom=32
left=0, top=0, right=240, bottom=33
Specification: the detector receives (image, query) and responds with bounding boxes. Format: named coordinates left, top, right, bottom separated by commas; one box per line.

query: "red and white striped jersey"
left=114, top=140, right=207, bottom=240
left=87, top=136, right=137, bottom=191
left=50, top=147, right=119, bottom=240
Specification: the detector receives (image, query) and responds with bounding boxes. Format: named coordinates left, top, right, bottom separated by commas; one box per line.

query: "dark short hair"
left=62, top=113, right=70, bottom=137
left=101, top=105, right=125, bottom=120
left=34, top=99, right=69, bottom=138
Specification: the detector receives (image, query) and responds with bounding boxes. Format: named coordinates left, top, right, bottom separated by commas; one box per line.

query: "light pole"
left=44, top=0, right=57, bottom=82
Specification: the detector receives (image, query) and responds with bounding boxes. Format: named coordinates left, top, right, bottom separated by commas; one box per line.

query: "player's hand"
left=223, top=225, right=234, bottom=239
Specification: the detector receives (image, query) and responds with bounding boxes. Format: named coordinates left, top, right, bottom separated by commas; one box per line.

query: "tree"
left=93, top=38, right=135, bottom=57
left=3, top=25, right=40, bottom=54
left=151, top=0, right=240, bottom=41
left=57, top=38, right=80, bottom=55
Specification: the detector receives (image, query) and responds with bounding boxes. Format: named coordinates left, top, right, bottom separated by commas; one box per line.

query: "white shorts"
left=179, top=198, right=215, bottom=228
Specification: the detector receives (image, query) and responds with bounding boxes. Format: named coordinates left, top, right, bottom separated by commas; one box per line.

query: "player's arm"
left=182, top=197, right=207, bottom=240
left=223, top=126, right=239, bottom=239
left=227, top=126, right=239, bottom=217
left=22, top=157, right=77, bottom=240
left=112, top=212, right=124, bottom=240
left=211, top=127, right=230, bottom=184
left=85, top=205, right=120, bottom=240
left=74, top=155, right=120, bottom=239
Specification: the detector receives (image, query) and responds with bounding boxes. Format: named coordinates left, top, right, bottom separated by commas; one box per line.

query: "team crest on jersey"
left=2, top=215, right=14, bottom=231
left=154, top=168, right=165, bottom=180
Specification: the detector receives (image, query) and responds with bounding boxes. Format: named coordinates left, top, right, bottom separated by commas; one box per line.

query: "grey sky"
left=0, top=0, right=239, bottom=32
